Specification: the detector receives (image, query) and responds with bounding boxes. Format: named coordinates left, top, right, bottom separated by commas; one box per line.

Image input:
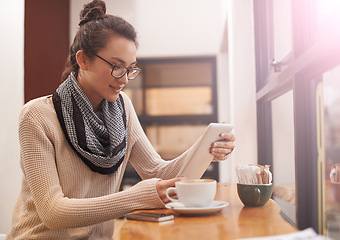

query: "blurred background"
left=1, top=0, right=340, bottom=238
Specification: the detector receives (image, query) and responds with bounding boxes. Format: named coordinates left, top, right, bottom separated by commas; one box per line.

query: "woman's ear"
left=76, top=50, right=88, bottom=70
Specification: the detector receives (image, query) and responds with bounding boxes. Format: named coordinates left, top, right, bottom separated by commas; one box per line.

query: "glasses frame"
left=95, top=54, right=141, bottom=80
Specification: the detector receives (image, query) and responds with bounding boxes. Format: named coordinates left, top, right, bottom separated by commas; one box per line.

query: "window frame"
left=254, top=0, right=340, bottom=232
left=132, top=56, right=218, bottom=126
left=121, top=56, right=220, bottom=187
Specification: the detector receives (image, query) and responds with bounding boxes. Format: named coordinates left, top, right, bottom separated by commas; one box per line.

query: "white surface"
left=0, top=0, right=24, bottom=234
left=226, top=0, right=257, bottom=182
left=177, top=123, right=233, bottom=179
left=271, top=91, right=295, bottom=185
left=70, top=0, right=227, bottom=58
left=217, top=53, right=232, bottom=183
left=273, top=0, right=293, bottom=61
left=165, top=200, right=229, bottom=215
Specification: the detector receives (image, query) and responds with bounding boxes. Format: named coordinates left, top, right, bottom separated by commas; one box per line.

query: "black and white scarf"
left=52, top=73, right=127, bottom=175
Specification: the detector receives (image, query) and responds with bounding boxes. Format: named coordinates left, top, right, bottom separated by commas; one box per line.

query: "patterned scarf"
left=52, top=73, right=127, bottom=175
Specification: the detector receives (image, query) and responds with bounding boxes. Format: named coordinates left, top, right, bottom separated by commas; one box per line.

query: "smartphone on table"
left=125, top=212, right=174, bottom=222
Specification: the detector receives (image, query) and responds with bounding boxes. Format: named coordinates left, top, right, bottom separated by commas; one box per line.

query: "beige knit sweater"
left=7, top=92, right=193, bottom=239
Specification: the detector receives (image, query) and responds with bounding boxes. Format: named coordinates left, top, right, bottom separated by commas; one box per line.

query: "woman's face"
left=78, top=36, right=137, bottom=111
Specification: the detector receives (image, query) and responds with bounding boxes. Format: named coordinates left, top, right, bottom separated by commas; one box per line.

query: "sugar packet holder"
left=236, top=164, right=272, bottom=185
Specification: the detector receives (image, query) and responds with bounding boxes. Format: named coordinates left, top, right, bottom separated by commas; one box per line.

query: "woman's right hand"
left=156, top=177, right=183, bottom=204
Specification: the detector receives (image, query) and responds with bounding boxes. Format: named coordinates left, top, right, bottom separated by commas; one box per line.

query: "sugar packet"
left=236, top=164, right=272, bottom=184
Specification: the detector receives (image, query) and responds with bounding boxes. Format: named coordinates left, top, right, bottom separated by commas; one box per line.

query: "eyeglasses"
left=95, top=54, right=141, bottom=80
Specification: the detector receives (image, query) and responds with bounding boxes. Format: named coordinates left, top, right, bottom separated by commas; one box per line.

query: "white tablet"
left=177, top=123, right=233, bottom=179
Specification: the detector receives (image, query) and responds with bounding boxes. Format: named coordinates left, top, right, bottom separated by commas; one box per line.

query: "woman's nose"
left=117, top=73, right=129, bottom=84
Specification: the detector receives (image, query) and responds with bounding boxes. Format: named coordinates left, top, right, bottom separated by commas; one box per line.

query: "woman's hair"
left=61, top=0, right=138, bottom=81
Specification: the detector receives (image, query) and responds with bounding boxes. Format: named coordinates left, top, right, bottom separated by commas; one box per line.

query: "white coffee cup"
left=166, top=179, right=216, bottom=207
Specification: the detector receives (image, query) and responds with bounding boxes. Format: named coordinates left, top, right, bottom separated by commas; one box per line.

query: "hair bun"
left=79, top=0, right=106, bottom=26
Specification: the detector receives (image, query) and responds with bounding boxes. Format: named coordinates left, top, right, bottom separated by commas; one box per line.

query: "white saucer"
left=165, top=200, right=229, bottom=215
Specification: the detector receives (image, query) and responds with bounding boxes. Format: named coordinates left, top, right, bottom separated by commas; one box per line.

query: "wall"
left=70, top=0, right=227, bottom=57
left=0, top=0, right=24, bottom=234
left=25, top=0, right=69, bottom=103
left=70, top=0, right=258, bottom=183
left=217, top=52, right=232, bottom=182
left=226, top=0, right=257, bottom=182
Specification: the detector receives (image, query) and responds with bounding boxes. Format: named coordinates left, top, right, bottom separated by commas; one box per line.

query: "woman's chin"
left=105, top=95, right=119, bottom=103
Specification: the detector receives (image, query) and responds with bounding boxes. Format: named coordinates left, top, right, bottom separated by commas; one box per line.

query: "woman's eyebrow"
left=110, top=57, right=137, bottom=65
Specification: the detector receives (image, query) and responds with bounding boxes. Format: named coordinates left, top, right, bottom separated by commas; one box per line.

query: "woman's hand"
left=210, top=131, right=236, bottom=161
left=156, top=177, right=183, bottom=204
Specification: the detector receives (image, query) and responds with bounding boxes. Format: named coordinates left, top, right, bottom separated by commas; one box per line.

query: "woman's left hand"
left=209, top=132, right=235, bottom=161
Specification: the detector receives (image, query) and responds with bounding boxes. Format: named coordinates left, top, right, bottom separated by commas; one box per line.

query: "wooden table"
left=119, top=183, right=297, bottom=240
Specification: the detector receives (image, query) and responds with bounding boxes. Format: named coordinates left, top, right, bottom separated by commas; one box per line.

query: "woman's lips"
left=109, top=85, right=123, bottom=93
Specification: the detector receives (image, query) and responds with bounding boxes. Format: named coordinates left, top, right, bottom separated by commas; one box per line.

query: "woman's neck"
left=77, top=72, right=103, bottom=113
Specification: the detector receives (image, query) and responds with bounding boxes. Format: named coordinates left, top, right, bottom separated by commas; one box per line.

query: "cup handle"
left=255, top=187, right=261, bottom=205
left=166, top=187, right=178, bottom=202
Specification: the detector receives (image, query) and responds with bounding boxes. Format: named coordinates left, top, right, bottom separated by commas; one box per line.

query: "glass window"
left=323, top=64, right=340, bottom=239
left=124, top=58, right=216, bottom=117
left=145, top=87, right=212, bottom=116
left=273, top=0, right=293, bottom=61
left=316, top=0, right=340, bottom=25
left=271, top=90, right=296, bottom=225
left=122, top=87, right=143, bottom=115
left=144, top=61, right=213, bottom=87
left=255, top=0, right=340, bottom=232
left=121, top=57, right=218, bottom=189
left=146, top=125, right=207, bottom=160
left=123, top=73, right=143, bottom=115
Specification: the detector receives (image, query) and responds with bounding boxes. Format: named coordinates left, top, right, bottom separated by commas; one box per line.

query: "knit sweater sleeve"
left=121, top=93, right=196, bottom=180
left=18, top=101, right=165, bottom=230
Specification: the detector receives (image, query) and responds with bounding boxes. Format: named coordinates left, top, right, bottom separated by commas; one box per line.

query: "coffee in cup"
left=237, top=183, right=273, bottom=207
left=166, top=179, right=216, bottom=208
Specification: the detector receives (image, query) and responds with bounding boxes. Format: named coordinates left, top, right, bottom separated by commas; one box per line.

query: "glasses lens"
left=127, top=69, right=141, bottom=80
left=111, top=66, right=127, bottom=78
left=111, top=66, right=141, bottom=80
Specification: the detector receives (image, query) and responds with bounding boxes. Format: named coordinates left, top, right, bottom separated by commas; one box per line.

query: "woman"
left=7, top=1, right=235, bottom=239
